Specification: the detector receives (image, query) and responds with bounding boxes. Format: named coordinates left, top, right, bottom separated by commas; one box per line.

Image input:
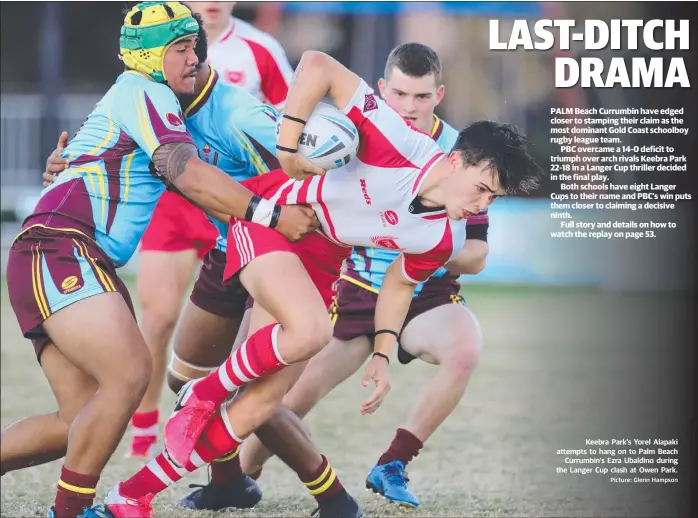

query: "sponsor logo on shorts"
left=60, top=275, right=82, bottom=294
left=370, top=236, right=403, bottom=251
left=165, top=112, right=186, bottom=131
left=363, top=94, right=378, bottom=112
left=380, top=210, right=398, bottom=226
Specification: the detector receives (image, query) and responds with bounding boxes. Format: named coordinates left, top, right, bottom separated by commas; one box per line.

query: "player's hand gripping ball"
left=277, top=102, right=359, bottom=171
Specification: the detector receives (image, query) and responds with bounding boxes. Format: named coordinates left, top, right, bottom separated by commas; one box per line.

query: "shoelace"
left=383, top=465, right=409, bottom=488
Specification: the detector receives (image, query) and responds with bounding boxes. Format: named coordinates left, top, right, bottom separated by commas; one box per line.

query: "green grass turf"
left=0, top=277, right=689, bottom=517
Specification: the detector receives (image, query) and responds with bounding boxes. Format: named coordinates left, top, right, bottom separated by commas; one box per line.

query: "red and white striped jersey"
left=267, top=80, right=467, bottom=284
left=207, top=17, right=293, bottom=109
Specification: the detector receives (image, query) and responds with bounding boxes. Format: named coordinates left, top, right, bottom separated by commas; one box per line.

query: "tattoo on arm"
left=152, top=142, right=198, bottom=184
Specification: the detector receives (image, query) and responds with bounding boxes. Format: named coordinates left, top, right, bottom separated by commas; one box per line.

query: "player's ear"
left=377, top=78, right=387, bottom=99
left=435, top=84, right=445, bottom=106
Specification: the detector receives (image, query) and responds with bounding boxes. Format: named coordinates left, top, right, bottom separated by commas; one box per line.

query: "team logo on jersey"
left=202, top=144, right=211, bottom=163
left=165, top=112, right=186, bottom=131
left=225, top=70, right=246, bottom=84
left=380, top=210, right=399, bottom=226
left=370, top=236, right=403, bottom=251
left=60, top=275, right=82, bottom=294
left=363, top=94, right=378, bottom=112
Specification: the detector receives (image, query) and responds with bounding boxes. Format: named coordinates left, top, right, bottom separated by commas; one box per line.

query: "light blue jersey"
left=182, top=69, right=280, bottom=252
left=26, top=71, right=194, bottom=267
left=343, top=116, right=482, bottom=295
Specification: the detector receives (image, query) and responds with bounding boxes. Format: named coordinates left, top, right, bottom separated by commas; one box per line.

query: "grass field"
left=1, top=278, right=690, bottom=517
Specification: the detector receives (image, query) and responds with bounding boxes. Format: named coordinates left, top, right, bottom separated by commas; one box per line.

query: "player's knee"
left=447, top=337, right=482, bottom=380
left=104, top=352, right=152, bottom=402
left=286, top=316, right=333, bottom=361
left=140, top=303, right=179, bottom=345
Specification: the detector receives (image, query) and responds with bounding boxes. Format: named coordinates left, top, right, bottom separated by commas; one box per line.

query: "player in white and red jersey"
left=239, top=43, right=490, bottom=507
left=190, top=2, right=293, bottom=109
left=106, top=50, right=540, bottom=518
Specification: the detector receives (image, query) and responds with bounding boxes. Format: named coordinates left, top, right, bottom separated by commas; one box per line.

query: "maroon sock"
left=378, top=428, right=424, bottom=467
left=53, top=466, right=99, bottom=518
left=210, top=447, right=243, bottom=484
left=299, top=455, right=344, bottom=502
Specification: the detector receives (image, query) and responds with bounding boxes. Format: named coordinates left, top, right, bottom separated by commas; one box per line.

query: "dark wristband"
left=374, top=329, right=399, bottom=340
left=269, top=205, right=282, bottom=229
left=245, top=195, right=262, bottom=221
left=372, top=352, right=390, bottom=364
left=283, top=114, right=307, bottom=125
left=276, top=145, right=298, bottom=154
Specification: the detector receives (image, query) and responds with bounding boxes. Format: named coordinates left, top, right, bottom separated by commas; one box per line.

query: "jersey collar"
left=215, top=17, right=236, bottom=45
left=184, top=67, right=219, bottom=118
left=430, top=115, right=444, bottom=141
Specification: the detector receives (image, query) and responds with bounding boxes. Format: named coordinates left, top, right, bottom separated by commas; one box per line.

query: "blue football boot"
left=366, top=460, right=420, bottom=507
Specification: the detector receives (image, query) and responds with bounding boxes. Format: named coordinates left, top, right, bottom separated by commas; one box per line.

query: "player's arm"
left=275, top=51, right=362, bottom=179
left=445, top=240, right=489, bottom=275
left=360, top=255, right=416, bottom=416
left=152, top=142, right=318, bottom=240
left=445, top=214, right=490, bottom=275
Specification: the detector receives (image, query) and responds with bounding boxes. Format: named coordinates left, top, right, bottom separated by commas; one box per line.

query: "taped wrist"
left=245, top=196, right=278, bottom=227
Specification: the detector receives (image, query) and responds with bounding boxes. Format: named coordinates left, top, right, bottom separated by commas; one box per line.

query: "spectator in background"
left=190, top=2, right=294, bottom=110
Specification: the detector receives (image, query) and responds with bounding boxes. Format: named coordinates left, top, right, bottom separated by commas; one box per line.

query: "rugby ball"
left=276, top=102, right=359, bottom=170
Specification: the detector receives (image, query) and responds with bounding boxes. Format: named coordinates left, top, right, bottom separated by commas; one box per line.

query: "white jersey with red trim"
left=268, top=80, right=467, bottom=284
left=207, top=17, right=293, bottom=109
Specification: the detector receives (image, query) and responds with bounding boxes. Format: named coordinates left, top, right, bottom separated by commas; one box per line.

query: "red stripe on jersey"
left=277, top=183, right=295, bottom=205
left=422, top=212, right=447, bottom=221
left=156, top=454, right=180, bottom=481
left=220, top=24, right=235, bottom=43
left=296, top=178, right=311, bottom=204
left=412, top=152, right=445, bottom=195
left=346, top=106, right=418, bottom=170
left=242, top=37, right=289, bottom=106
left=403, top=221, right=454, bottom=283
left=316, top=175, right=343, bottom=245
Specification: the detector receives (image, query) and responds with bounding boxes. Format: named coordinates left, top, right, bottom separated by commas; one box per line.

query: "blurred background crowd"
left=0, top=1, right=690, bottom=288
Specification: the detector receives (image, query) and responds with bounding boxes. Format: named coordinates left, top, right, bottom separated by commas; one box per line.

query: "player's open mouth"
left=462, top=210, right=474, bottom=218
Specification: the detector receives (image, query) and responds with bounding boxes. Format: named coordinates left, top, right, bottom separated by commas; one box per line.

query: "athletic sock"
left=210, top=446, right=243, bottom=484
left=120, top=407, right=242, bottom=500
left=299, top=455, right=344, bottom=502
left=129, top=410, right=159, bottom=455
left=192, top=323, right=287, bottom=404
left=53, top=466, right=99, bottom=518
left=378, top=428, right=424, bottom=467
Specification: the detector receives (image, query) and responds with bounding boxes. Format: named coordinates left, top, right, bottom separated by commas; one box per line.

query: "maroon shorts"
left=330, top=276, right=465, bottom=364
left=140, top=190, right=218, bottom=260
left=190, top=248, right=250, bottom=319
left=6, top=225, right=135, bottom=362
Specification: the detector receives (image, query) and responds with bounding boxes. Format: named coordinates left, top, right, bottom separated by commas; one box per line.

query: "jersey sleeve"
left=401, top=222, right=456, bottom=284
left=225, top=104, right=281, bottom=175
left=340, top=80, right=443, bottom=172
left=114, top=79, right=194, bottom=159
left=465, top=209, right=489, bottom=242
left=243, top=36, right=293, bottom=109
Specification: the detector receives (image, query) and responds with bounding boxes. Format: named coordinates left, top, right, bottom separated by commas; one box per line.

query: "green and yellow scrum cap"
left=120, top=1, right=200, bottom=83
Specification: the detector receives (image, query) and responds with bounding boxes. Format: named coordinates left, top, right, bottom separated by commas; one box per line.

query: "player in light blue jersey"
left=41, top=20, right=361, bottom=518
left=240, top=43, right=491, bottom=509
left=1, top=3, right=317, bottom=517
